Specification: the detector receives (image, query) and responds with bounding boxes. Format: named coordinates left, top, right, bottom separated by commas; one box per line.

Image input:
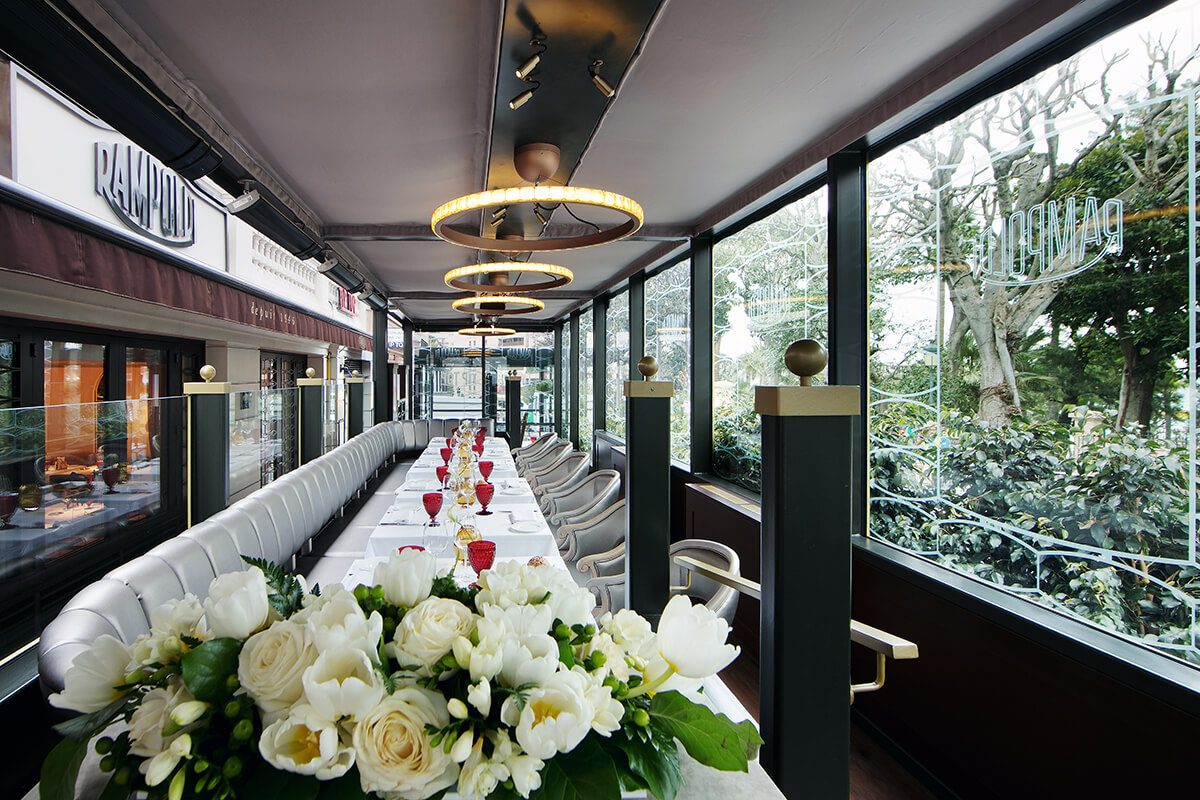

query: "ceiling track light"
left=515, top=36, right=546, bottom=80
left=533, top=207, right=549, bottom=226
left=509, top=86, right=536, bottom=110
left=589, top=60, right=615, bottom=98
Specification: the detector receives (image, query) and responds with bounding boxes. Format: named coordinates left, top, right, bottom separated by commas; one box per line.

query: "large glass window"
left=605, top=292, right=630, bottom=437
left=493, top=332, right=555, bottom=438
left=712, top=187, right=829, bottom=491
left=645, top=261, right=692, bottom=463
left=411, top=332, right=484, bottom=420
left=578, top=309, right=594, bottom=453
left=560, top=323, right=571, bottom=437
left=868, top=0, right=1200, bottom=666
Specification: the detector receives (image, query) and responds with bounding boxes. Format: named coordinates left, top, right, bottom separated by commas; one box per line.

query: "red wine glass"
left=0, top=493, right=16, bottom=529
left=467, top=539, right=496, bottom=576
left=478, top=460, right=494, bottom=483
left=436, top=465, right=449, bottom=489
left=398, top=545, right=425, bottom=553
left=439, top=447, right=452, bottom=465
left=421, top=491, right=443, bottom=523
left=475, top=481, right=495, bottom=515
left=446, top=437, right=453, bottom=449
left=102, top=466, right=119, bottom=494
left=472, top=443, right=484, bottom=458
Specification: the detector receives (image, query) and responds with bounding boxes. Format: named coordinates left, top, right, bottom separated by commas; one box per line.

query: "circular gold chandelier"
left=458, top=322, right=517, bottom=336
left=444, top=261, right=573, bottom=293
left=451, top=294, right=545, bottom=316
left=431, top=185, right=643, bottom=252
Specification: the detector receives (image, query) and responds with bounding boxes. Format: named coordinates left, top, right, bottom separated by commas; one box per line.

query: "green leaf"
left=97, top=773, right=133, bottom=800
left=241, top=764, right=322, bottom=800
left=612, top=727, right=681, bottom=800
left=532, top=735, right=621, bottom=799
left=649, top=691, right=762, bottom=773
left=52, top=694, right=130, bottom=741
left=40, top=736, right=87, bottom=800
left=181, top=637, right=243, bottom=702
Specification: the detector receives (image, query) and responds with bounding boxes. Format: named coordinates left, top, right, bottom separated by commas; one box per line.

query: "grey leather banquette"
left=37, top=417, right=493, bottom=699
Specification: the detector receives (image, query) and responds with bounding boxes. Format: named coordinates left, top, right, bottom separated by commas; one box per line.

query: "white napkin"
left=509, top=507, right=539, bottom=523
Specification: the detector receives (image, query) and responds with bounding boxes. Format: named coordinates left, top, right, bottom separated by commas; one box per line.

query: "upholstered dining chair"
left=580, top=539, right=742, bottom=625
left=528, top=450, right=587, bottom=495
left=543, top=470, right=621, bottom=533
left=535, top=455, right=591, bottom=503
left=556, top=499, right=625, bottom=575
left=512, top=432, right=557, bottom=468
left=518, top=441, right=571, bottom=479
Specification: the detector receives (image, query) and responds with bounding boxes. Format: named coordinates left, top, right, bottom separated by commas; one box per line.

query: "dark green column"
left=297, top=369, right=325, bottom=465
left=623, top=359, right=673, bottom=623
left=757, top=340, right=859, bottom=799
left=184, top=367, right=231, bottom=526
left=505, top=373, right=523, bottom=446
left=347, top=375, right=365, bottom=438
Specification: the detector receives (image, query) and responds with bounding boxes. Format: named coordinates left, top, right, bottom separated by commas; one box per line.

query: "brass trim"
left=296, top=378, right=325, bottom=387
left=851, top=620, right=920, bottom=660
left=624, top=380, right=674, bottom=398
left=183, top=381, right=233, bottom=395
left=672, top=555, right=761, bottom=599
left=754, top=385, right=860, bottom=417
left=345, top=377, right=367, bottom=384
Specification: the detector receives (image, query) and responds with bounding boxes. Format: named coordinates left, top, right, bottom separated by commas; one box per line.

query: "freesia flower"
left=142, top=732, right=191, bottom=787
left=391, top=597, right=475, bottom=673
left=48, top=634, right=133, bottom=713
left=203, top=567, right=270, bottom=639
left=602, top=608, right=657, bottom=660
left=510, top=669, right=594, bottom=760
left=536, top=566, right=596, bottom=627
left=655, top=594, right=739, bottom=679
left=302, top=648, right=385, bottom=721
left=128, top=679, right=190, bottom=757
left=131, top=594, right=208, bottom=666
left=578, top=667, right=623, bottom=736
left=259, top=704, right=355, bottom=779
left=467, top=678, right=491, bottom=717
left=352, top=687, right=459, bottom=797
left=457, top=737, right=510, bottom=799
left=237, top=620, right=317, bottom=714
left=373, top=547, right=437, bottom=608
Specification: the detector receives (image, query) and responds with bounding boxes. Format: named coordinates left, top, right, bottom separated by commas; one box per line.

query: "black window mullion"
left=593, top=296, right=607, bottom=437
left=689, top=233, right=713, bottom=474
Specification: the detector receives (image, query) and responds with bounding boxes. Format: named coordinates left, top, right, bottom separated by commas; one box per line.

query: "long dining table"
left=337, top=434, right=785, bottom=800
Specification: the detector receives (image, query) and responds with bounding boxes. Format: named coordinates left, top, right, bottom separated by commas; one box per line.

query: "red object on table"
left=436, top=465, right=449, bottom=487
left=421, top=491, right=443, bottom=522
left=475, top=429, right=486, bottom=444
left=475, top=481, right=495, bottom=515
left=398, top=545, right=425, bottom=553
left=478, top=460, right=493, bottom=482
left=0, top=493, right=15, bottom=528
left=439, top=447, right=452, bottom=464
left=446, top=437, right=453, bottom=448
left=472, top=443, right=484, bottom=457
left=467, top=539, right=496, bottom=575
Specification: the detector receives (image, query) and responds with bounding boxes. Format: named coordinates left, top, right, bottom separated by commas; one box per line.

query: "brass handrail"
left=670, top=554, right=919, bottom=702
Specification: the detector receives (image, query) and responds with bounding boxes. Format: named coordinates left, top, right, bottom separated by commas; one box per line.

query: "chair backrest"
left=669, top=538, right=741, bottom=626
left=515, top=432, right=557, bottom=463
left=547, top=470, right=620, bottom=526
left=530, top=451, right=588, bottom=493
left=537, top=457, right=591, bottom=509
left=558, top=499, right=626, bottom=563
left=524, top=442, right=572, bottom=478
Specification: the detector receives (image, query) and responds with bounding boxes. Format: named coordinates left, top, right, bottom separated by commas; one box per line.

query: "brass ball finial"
left=637, top=356, right=659, bottom=380
left=199, top=364, right=217, bottom=383
left=784, top=339, right=827, bottom=386
left=305, top=367, right=316, bottom=379
left=351, top=369, right=361, bottom=378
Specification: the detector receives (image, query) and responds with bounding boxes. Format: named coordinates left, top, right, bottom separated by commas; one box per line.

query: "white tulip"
left=373, top=547, right=437, bottom=608
left=655, top=594, right=740, bottom=679
left=450, top=728, right=475, bottom=763
left=237, top=620, right=317, bottom=714
left=258, top=704, right=354, bottom=779
left=536, top=567, right=596, bottom=627
left=479, top=603, right=553, bottom=639
left=467, top=678, right=491, bottom=717
left=498, top=633, right=560, bottom=689
left=128, top=679, right=189, bottom=758
left=301, top=648, right=385, bottom=722
left=49, top=634, right=133, bottom=713
left=474, top=560, right=549, bottom=610
left=513, top=670, right=594, bottom=760
left=302, top=587, right=384, bottom=660
left=203, top=567, right=270, bottom=639
left=352, top=687, right=459, bottom=797
left=390, top=597, right=475, bottom=674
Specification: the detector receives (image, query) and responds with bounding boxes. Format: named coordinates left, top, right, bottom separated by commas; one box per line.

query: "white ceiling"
left=92, top=0, right=1040, bottom=322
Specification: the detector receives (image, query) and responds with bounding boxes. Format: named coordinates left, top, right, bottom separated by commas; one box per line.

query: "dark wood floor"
left=719, top=657, right=936, bottom=800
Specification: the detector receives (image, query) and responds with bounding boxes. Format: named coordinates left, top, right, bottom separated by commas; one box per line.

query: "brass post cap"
left=351, top=369, right=361, bottom=378
left=637, top=356, right=659, bottom=379
left=199, top=364, right=217, bottom=383
left=784, top=339, right=827, bottom=386
left=305, top=367, right=317, bottom=379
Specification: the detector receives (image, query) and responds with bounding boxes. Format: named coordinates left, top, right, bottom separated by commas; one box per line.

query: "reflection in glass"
left=645, top=261, right=692, bottom=464
left=578, top=309, right=594, bottom=453
left=605, top=292, right=630, bottom=437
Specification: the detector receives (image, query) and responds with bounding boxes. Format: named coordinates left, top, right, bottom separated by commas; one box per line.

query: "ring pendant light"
left=451, top=294, right=545, bottom=315
left=458, top=322, right=518, bottom=336
left=444, top=261, right=573, bottom=293
left=431, top=185, right=643, bottom=252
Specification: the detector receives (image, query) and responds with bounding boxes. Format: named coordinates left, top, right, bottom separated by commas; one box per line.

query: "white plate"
left=508, top=521, right=541, bottom=533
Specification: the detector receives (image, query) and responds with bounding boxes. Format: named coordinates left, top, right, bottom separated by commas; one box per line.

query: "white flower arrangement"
left=43, top=552, right=761, bottom=800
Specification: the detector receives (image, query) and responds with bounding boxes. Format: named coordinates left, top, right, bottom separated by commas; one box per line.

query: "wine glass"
left=446, top=436, right=453, bottom=449
left=422, top=491, right=443, bottom=524
left=472, top=442, right=484, bottom=459
left=475, top=481, right=495, bottom=515
left=478, top=460, right=494, bottom=483
left=467, top=539, right=496, bottom=577
left=436, top=465, right=449, bottom=489
left=102, top=465, right=119, bottom=494
left=422, top=520, right=451, bottom=558
left=439, top=447, right=452, bottom=465
left=0, top=493, right=16, bottom=529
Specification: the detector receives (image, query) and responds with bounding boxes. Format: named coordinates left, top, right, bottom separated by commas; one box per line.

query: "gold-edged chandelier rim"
left=431, top=185, right=643, bottom=252
left=444, top=261, right=573, bottom=293
left=451, top=294, right=546, bottom=316
left=458, top=324, right=518, bottom=336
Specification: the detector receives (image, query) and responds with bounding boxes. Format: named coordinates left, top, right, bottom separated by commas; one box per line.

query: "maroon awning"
left=0, top=199, right=372, bottom=350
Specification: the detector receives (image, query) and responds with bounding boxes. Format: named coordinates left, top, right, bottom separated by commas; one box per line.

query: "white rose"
left=49, top=634, right=133, bottom=713
left=655, top=595, right=739, bottom=679
left=391, top=597, right=476, bottom=673
left=352, top=687, right=459, bottom=797
left=537, top=567, right=595, bottom=627
left=513, top=669, right=594, bottom=760
left=602, top=609, right=656, bottom=660
left=237, top=620, right=318, bottom=713
left=456, top=737, right=509, bottom=800
left=301, top=648, right=384, bottom=721
left=303, top=587, right=384, bottom=660
left=128, top=679, right=190, bottom=757
left=259, top=704, right=354, bottom=779
left=204, top=567, right=270, bottom=639
left=498, top=633, right=560, bottom=689
left=474, top=561, right=549, bottom=610
left=373, top=548, right=437, bottom=608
